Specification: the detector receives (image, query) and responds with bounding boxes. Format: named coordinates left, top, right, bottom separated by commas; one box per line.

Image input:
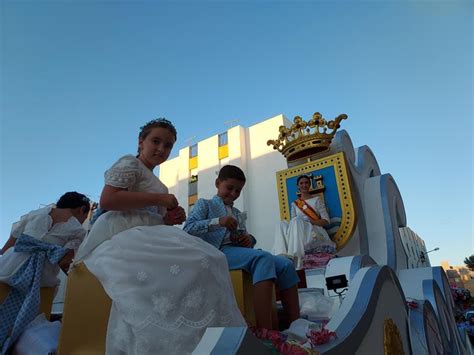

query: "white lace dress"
left=0, top=207, right=85, bottom=287
left=74, top=155, right=245, bottom=354
left=273, top=196, right=335, bottom=268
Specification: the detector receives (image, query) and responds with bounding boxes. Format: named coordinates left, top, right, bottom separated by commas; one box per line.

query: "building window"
left=189, top=175, right=198, bottom=196
left=218, top=132, right=228, bottom=147
left=188, top=194, right=198, bottom=206
left=218, top=132, right=229, bottom=160
left=189, top=144, right=198, bottom=158
left=189, top=144, right=198, bottom=170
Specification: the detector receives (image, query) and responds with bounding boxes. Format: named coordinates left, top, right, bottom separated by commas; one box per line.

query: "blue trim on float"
left=409, top=302, right=427, bottom=355
left=431, top=265, right=468, bottom=353
left=409, top=300, right=444, bottom=355
left=429, top=270, right=468, bottom=355
left=210, top=327, right=246, bottom=355
left=422, top=279, right=460, bottom=354
left=422, top=301, right=445, bottom=355
left=349, top=255, right=377, bottom=281
left=380, top=175, right=396, bottom=270
left=431, top=267, right=451, bottom=306
left=356, top=145, right=380, bottom=178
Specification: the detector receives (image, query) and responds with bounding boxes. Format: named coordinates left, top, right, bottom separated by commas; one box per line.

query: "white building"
left=159, top=114, right=290, bottom=251
left=399, top=226, right=430, bottom=268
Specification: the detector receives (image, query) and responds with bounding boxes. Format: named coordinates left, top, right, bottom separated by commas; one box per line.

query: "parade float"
left=265, top=112, right=471, bottom=354
left=39, top=111, right=472, bottom=354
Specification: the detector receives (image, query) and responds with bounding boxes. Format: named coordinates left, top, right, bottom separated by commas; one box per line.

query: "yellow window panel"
left=189, top=156, right=198, bottom=170
left=218, top=144, right=229, bottom=160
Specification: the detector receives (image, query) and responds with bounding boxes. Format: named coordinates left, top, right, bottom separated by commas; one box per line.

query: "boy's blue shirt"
left=183, top=195, right=255, bottom=249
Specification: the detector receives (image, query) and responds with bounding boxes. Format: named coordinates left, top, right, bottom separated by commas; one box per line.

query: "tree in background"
left=464, top=255, right=474, bottom=271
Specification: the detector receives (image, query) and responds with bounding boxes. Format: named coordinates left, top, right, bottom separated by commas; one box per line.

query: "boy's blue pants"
left=220, top=246, right=299, bottom=290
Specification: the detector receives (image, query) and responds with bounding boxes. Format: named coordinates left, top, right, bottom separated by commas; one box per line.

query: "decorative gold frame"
left=276, top=152, right=356, bottom=250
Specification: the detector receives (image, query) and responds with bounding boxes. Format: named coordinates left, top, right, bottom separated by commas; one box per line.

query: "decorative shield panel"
left=276, top=152, right=356, bottom=250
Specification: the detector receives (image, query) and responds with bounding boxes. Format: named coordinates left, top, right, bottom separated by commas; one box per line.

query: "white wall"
left=245, top=115, right=287, bottom=250
left=399, top=227, right=429, bottom=268
left=159, top=153, right=180, bottom=196
left=196, top=135, right=220, bottom=201
left=226, top=125, right=247, bottom=212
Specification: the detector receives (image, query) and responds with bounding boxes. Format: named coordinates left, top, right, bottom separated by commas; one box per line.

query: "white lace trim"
left=104, top=155, right=140, bottom=188
left=105, top=169, right=137, bottom=188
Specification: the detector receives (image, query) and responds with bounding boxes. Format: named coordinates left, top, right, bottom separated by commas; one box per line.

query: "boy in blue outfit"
left=184, top=165, right=300, bottom=329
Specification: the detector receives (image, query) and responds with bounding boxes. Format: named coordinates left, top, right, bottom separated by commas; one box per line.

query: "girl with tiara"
left=74, top=118, right=245, bottom=354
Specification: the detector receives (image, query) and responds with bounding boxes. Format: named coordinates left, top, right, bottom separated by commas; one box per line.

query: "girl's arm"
left=0, top=236, right=16, bottom=255
left=100, top=185, right=178, bottom=211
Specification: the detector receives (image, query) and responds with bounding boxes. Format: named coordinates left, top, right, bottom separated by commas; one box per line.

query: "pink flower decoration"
left=406, top=300, right=418, bottom=309
left=250, top=327, right=318, bottom=354
left=307, top=328, right=337, bottom=346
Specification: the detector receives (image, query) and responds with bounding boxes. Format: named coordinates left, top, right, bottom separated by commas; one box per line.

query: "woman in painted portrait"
left=272, top=175, right=336, bottom=269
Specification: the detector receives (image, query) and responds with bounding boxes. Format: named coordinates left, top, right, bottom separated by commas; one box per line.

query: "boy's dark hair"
left=296, top=175, right=311, bottom=185
left=56, top=192, right=91, bottom=213
left=217, top=165, right=246, bottom=182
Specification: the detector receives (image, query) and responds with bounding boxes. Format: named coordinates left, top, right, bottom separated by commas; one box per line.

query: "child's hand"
left=164, top=206, right=186, bottom=225
left=235, top=233, right=253, bottom=248
left=157, top=194, right=179, bottom=210
left=58, top=249, right=75, bottom=274
left=219, top=216, right=238, bottom=230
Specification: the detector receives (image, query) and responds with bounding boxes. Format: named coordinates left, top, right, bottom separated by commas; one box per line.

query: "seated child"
left=0, top=192, right=90, bottom=352
left=184, top=165, right=300, bottom=330
left=73, top=119, right=245, bottom=354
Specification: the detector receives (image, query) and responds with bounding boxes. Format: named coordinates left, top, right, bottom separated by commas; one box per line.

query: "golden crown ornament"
left=267, top=112, right=347, bottom=162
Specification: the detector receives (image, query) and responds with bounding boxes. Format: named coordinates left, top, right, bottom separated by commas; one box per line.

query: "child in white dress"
left=0, top=192, right=90, bottom=286
left=273, top=175, right=336, bottom=269
left=0, top=192, right=90, bottom=352
left=74, top=118, right=245, bottom=355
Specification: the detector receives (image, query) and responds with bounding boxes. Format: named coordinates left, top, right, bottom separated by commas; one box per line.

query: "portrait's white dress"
left=74, top=155, right=245, bottom=355
left=272, top=196, right=335, bottom=269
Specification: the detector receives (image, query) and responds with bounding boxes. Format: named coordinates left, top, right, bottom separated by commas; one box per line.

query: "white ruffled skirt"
left=272, top=218, right=335, bottom=269
left=75, top=211, right=245, bottom=354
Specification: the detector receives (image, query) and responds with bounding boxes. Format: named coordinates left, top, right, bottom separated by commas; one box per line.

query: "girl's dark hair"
left=137, top=118, right=177, bottom=155
left=217, top=165, right=246, bottom=182
left=56, top=192, right=91, bottom=213
left=296, top=175, right=311, bottom=185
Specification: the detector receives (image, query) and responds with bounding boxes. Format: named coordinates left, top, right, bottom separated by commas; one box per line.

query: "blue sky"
left=1, top=1, right=472, bottom=266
